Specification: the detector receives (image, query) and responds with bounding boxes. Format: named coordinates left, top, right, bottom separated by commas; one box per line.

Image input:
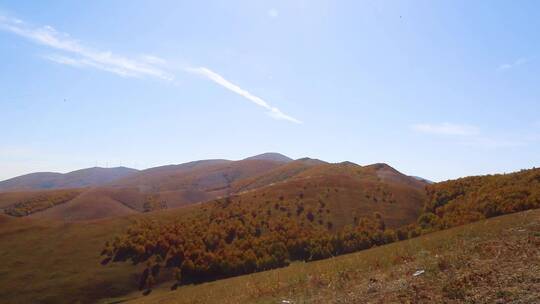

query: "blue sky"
left=1, top=0, right=539, bottom=182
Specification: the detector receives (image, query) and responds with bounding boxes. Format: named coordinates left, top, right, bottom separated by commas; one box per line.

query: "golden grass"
left=1, top=200, right=536, bottom=303
left=0, top=205, right=200, bottom=304
left=110, top=208, right=540, bottom=304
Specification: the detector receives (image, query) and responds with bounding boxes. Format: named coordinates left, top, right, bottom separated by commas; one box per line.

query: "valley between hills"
left=0, top=153, right=538, bottom=303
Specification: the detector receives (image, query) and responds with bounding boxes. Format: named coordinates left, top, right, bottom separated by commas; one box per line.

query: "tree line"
left=4, top=189, right=81, bottom=217
left=102, top=167, right=540, bottom=292
left=101, top=194, right=403, bottom=291
left=416, top=168, right=540, bottom=232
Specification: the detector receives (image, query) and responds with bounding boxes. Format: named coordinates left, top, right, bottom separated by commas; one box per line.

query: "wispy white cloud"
left=0, top=14, right=173, bottom=80
left=44, top=54, right=142, bottom=77
left=411, top=123, right=479, bottom=136
left=139, top=54, right=167, bottom=65
left=0, top=14, right=300, bottom=123
left=186, top=67, right=301, bottom=124
left=498, top=57, right=531, bottom=71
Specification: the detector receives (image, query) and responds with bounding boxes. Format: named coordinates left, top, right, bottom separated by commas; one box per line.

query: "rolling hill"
left=0, top=154, right=296, bottom=221
left=228, top=160, right=427, bottom=229
left=1, top=203, right=537, bottom=303
left=119, top=208, right=540, bottom=304
left=230, top=157, right=326, bottom=192
left=110, top=157, right=287, bottom=195
left=0, top=161, right=538, bottom=303
left=97, top=161, right=429, bottom=293
left=4, top=155, right=427, bottom=223
left=0, top=166, right=138, bottom=192
left=99, top=165, right=539, bottom=298
left=28, top=189, right=139, bottom=221
left=50, top=155, right=293, bottom=220
left=0, top=188, right=84, bottom=217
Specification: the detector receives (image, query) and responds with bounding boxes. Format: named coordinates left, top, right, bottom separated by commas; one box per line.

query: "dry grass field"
left=0, top=206, right=202, bottom=304
left=113, top=208, right=540, bottom=304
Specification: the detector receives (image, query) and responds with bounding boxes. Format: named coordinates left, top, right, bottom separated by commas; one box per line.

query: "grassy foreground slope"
left=0, top=216, right=137, bottom=303
left=0, top=205, right=204, bottom=304
left=116, top=208, right=540, bottom=304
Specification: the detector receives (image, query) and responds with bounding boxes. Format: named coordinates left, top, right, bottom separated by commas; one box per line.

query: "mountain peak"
left=244, top=152, right=293, bottom=163
left=367, top=163, right=398, bottom=172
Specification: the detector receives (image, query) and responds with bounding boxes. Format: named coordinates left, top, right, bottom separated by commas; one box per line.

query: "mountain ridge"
left=0, top=167, right=139, bottom=192
left=0, top=153, right=428, bottom=222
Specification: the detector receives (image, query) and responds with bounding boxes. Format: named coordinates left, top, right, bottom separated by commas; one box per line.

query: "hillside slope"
left=0, top=167, right=138, bottom=192
left=29, top=189, right=138, bottom=221
left=98, top=161, right=428, bottom=293
left=0, top=189, right=78, bottom=209
left=111, top=156, right=291, bottom=195
left=229, top=161, right=426, bottom=229
left=0, top=188, right=84, bottom=217
left=0, top=154, right=426, bottom=222
left=101, top=165, right=540, bottom=299
left=118, top=209, right=540, bottom=304
left=1, top=209, right=537, bottom=304
left=231, top=158, right=326, bottom=193
left=1, top=165, right=538, bottom=304
left=420, top=167, right=540, bottom=230
left=0, top=205, right=202, bottom=304
left=4, top=154, right=293, bottom=221
left=0, top=216, right=137, bottom=304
